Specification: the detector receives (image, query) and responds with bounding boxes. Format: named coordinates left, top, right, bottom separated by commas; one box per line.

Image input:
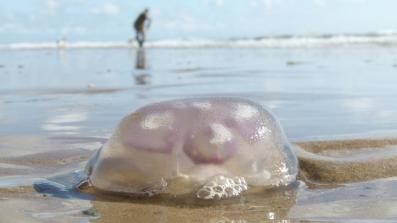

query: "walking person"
left=134, top=8, right=151, bottom=47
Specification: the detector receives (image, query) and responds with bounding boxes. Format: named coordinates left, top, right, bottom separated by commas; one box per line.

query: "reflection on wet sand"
left=90, top=186, right=298, bottom=223
left=134, top=74, right=150, bottom=85
left=133, top=48, right=151, bottom=85
left=290, top=177, right=397, bottom=221
left=0, top=87, right=128, bottom=96
left=41, top=111, right=88, bottom=135
left=0, top=193, right=94, bottom=223
left=135, top=48, right=147, bottom=70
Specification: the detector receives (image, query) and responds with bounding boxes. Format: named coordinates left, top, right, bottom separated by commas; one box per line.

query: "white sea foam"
left=2, top=34, right=397, bottom=50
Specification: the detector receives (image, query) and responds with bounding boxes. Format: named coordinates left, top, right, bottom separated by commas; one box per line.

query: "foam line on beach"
left=2, top=34, right=397, bottom=50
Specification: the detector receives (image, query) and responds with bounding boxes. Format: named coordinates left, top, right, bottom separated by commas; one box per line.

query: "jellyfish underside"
left=83, top=98, right=298, bottom=200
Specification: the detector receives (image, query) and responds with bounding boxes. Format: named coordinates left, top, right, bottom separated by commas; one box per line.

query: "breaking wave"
left=2, top=33, right=397, bottom=50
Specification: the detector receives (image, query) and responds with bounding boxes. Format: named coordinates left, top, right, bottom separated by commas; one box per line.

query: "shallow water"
left=2, top=47, right=397, bottom=140
left=1, top=46, right=397, bottom=222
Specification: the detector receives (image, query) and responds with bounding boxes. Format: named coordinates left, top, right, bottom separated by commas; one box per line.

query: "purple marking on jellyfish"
left=183, top=123, right=237, bottom=164
left=122, top=129, right=178, bottom=154
left=120, top=111, right=179, bottom=154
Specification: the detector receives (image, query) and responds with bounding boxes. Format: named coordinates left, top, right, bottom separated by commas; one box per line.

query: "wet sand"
left=296, top=139, right=397, bottom=183
left=1, top=138, right=397, bottom=222
left=2, top=47, right=397, bottom=222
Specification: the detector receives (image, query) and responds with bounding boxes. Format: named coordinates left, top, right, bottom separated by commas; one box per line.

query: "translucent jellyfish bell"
left=83, top=98, right=298, bottom=200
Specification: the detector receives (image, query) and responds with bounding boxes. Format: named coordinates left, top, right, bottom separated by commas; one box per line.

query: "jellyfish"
left=80, top=98, right=298, bottom=200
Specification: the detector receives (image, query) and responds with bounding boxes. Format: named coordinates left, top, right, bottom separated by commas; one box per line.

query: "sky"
left=1, top=0, right=397, bottom=43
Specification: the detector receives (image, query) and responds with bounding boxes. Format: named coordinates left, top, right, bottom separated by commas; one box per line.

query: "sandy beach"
left=2, top=138, right=397, bottom=222
left=2, top=46, right=397, bottom=222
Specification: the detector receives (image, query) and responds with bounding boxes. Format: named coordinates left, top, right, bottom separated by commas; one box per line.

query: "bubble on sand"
left=196, top=175, right=248, bottom=200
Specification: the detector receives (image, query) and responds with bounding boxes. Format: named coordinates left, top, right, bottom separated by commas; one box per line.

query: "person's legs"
left=135, top=32, right=141, bottom=46
left=141, top=30, right=146, bottom=44
left=136, top=32, right=144, bottom=47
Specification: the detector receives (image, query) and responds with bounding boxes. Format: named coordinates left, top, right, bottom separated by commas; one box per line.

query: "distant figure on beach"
left=134, top=8, right=151, bottom=47
left=56, top=38, right=66, bottom=49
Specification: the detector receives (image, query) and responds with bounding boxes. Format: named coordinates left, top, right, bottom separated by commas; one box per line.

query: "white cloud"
left=158, top=13, right=220, bottom=33
left=43, top=0, right=86, bottom=15
left=263, top=0, right=282, bottom=8
left=45, top=0, right=58, bottom=11
left=0, top=24, right=30, bottom=34
left=215, top=0, right=224, bottom=7
left=312, top=0, right=367, bottom=7
left=313, top=0, right=326, bottom=7
left=248, top=0, right=287, bottom=9
left=248, top=0, right=368, bottom=8
left=91, top=3, right=120, bottom=16
left=203, top=0, right=224, bottom=7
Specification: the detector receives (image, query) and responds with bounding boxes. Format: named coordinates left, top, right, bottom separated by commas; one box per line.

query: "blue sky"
left=1, top=0, right=397, bottom=43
